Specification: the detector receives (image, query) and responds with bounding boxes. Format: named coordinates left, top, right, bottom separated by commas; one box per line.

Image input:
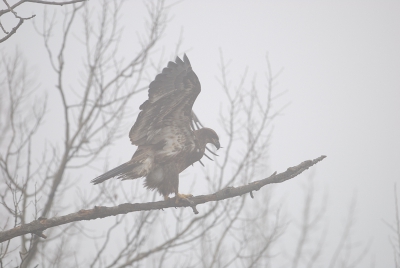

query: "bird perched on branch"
left=91, top=54, right=220, bottom=203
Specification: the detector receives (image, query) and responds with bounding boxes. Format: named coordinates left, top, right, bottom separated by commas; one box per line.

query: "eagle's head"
left=198, top=128, right=220, bottom=150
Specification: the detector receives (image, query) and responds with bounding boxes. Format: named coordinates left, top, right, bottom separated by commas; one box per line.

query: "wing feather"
left=129, top=54, right=200, bottom=150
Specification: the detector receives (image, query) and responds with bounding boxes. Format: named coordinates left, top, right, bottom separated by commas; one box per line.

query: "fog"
left=1, top=1, right=399, bottom=267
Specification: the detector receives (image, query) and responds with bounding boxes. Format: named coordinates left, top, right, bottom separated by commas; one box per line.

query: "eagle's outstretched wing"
left=92, top=55, right=220, bottom=199
left=129, top=54, right=201, bottom=159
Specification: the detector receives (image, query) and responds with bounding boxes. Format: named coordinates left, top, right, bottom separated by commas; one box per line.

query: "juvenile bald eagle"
left=91, top=55, right=220, bottom=202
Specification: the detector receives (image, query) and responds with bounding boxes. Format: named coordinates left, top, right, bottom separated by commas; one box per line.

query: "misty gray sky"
left=2, top=1, right=400, bottom=266
left=167, top=3, right=400, bottom=265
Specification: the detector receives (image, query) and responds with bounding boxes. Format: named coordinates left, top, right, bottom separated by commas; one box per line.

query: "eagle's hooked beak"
left=214, top=140, right=220, bottom=150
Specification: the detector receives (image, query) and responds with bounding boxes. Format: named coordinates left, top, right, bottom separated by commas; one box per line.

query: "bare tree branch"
left=0, top=17, right=24, bottom=42
left=0, top=0, right=87, bottom=43
left=0, top=155, right=326, bottom=243
left=1, top=1, right=169, bottom=266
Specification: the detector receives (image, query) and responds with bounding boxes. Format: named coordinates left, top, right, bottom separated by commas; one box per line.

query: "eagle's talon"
left=175, top=193, right=193, bottom=204
left=175, top=193, right=198, bottom=214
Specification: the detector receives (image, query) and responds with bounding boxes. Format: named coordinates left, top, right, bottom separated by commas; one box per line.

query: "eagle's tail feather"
left=92, top=147, right=154, bottom=185
left=91, top=162, right=136, bottom=185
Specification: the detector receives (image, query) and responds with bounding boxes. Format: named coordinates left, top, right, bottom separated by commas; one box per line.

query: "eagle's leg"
left=173, top=179, right=192, bottom=203
left=166, top=170, right=192, bottom=203
left=163, top=194, right=170, bottom=201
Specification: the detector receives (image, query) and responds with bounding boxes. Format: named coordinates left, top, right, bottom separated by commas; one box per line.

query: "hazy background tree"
left=0, top=0, right=87, bottom=43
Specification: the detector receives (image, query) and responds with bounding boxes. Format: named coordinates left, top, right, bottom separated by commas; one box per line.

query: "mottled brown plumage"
left=92, top=55, right=220, bottom=201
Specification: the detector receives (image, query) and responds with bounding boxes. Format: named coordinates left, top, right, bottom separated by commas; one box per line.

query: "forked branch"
left=0, top=155, right=326, bottom=243
left=0, top=0, right=87, bottom=43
